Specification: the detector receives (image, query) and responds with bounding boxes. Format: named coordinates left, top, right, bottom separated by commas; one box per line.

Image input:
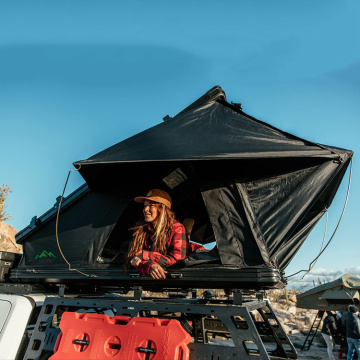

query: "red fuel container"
left=50, top=312, right=192, bottom=360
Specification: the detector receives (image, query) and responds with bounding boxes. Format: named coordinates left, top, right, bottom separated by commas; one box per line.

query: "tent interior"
left=11, top=86, right=353, bottom=291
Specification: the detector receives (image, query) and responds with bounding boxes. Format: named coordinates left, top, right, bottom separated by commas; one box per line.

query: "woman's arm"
left=133, top=224, right=189, bottom=276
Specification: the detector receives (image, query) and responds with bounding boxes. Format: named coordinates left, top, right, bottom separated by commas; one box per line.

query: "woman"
left=127, top=189, right=190, bottom=280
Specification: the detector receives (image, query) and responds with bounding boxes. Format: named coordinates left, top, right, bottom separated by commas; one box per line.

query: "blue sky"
left=1, top=1, right=359, bottom=289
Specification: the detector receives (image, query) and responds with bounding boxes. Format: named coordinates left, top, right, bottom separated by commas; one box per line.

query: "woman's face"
left=143, top=200, right=160, bottom=223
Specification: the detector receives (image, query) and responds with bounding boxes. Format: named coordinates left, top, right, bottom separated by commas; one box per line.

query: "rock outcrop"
left=0, top=222, right=22, bottom=253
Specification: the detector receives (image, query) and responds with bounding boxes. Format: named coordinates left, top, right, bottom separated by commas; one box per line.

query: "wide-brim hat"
left=134, top=189, right=172, bottom=209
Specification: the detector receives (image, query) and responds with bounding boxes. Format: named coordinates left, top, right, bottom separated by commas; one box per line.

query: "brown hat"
left=134, top=189, right=172, bottom=209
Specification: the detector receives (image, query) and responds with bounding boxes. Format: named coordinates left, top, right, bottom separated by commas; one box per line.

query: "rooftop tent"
left=14, top=86, right=352, bottom=284
left=70, top=85, right=352, bottom=271
left=296, top=274, right=360, bottom=311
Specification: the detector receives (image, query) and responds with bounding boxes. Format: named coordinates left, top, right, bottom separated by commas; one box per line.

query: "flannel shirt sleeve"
left=134, top=223, right=190, bottom=276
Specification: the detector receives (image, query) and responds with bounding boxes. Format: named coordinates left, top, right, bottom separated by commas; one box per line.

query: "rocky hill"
left=0, top=222, right=22, bottom=253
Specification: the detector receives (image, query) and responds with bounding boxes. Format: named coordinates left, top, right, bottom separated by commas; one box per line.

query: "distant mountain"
left=0, top=222, right=22, bottom=253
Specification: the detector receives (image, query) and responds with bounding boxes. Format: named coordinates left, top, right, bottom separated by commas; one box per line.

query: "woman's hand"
left=130, top=256, right=141, bottom=267
left=149, top=263, right=167, bottom=279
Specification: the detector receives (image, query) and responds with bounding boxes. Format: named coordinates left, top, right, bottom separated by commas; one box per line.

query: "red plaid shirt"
left=134, top=220, right=190, bottom=276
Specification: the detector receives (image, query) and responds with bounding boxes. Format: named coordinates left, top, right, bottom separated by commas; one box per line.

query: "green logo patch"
left=35, top=250, right=57, bottom=260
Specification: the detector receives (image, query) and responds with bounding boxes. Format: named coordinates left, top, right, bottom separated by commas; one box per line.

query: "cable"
left=285, top=157, right=353, bottom=280
left=55, top=165, right=96, bottom=278
left=287, top=211, right=328, bottom=284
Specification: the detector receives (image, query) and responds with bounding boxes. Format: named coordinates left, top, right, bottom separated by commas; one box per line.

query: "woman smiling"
left=127, top=189, right=190, bottom=280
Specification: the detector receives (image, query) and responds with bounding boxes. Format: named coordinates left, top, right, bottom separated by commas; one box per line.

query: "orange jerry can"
left=50, top=312, right=192, bottom=360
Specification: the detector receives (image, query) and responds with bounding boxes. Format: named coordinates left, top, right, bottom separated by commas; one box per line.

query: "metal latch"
left=170, top=273, right=183, bottom=279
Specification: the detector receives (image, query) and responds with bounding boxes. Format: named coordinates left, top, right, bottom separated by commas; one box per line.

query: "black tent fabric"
left=16, top=86, right=352, bottom=276
left=17, top=189, right=131, bottom=268
left=71, top=86, right=352, bottom=271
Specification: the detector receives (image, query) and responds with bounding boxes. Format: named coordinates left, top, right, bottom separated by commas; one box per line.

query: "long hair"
left=126, top=203, right=175, bottom=265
